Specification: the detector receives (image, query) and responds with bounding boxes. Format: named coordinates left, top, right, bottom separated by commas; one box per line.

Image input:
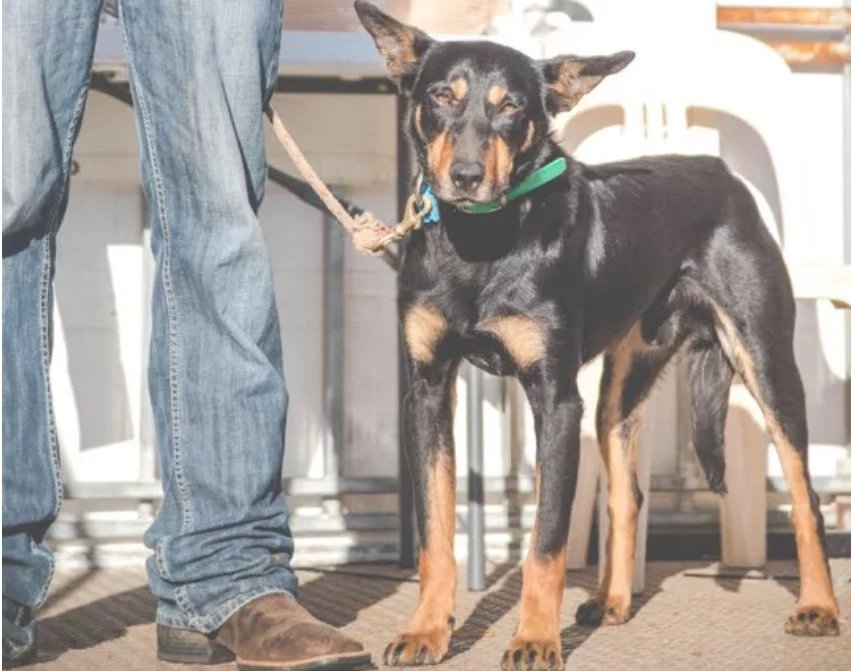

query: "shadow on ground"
left=34, top=563, right=416, bottom=659
left=559, top=561, right=690, bottom=664
left=298, top=565, right=416, bottom=628
left=445, top=562, right=522, bottom=660
left=444, top=560, right=687, bottom=664
left=38, top=584, right=155, bottom=658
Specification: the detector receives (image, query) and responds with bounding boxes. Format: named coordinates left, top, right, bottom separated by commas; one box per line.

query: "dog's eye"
left=432, top=90, right=453, bottom=106
left=500, top=101, right=520, bottom=115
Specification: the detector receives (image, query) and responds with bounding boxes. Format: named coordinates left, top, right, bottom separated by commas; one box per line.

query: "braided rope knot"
left=266, top=104, right=426, bottom=259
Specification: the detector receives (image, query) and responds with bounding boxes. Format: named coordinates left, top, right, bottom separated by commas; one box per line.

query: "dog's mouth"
left=430, top=182, right=508, bottom=209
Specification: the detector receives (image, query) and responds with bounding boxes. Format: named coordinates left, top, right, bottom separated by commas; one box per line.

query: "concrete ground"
left=15, top=559, right=851, bottom=671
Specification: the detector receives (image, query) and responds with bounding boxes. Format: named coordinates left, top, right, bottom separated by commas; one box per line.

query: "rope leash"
left=264, top=105, right=430, bottom=257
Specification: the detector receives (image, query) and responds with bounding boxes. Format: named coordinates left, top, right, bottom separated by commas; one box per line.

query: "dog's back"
left=579, top=154, right=735, bottom=359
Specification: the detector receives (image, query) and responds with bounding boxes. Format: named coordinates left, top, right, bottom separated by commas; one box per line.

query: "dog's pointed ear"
left=355, top=1, right=435, bottom=89
left=539, top=50, right=634, bottom=113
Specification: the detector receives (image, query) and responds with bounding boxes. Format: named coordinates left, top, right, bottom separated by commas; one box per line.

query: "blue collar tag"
left=419, top=184, right=441, bottom=224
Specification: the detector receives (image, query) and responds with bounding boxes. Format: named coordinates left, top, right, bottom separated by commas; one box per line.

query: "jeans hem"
left=157, top=584, right=297, bottom=634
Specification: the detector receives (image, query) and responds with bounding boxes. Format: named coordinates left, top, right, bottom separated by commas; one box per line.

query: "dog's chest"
left=445, top=294, right=533, bottom=378
left=403, top=235, right=552, bottom=376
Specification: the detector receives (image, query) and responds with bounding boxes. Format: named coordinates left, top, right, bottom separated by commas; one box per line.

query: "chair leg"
left=568, top=359, right=605, bottom=570
left=566, top=436, right=599, bottom=569
left=720, top=381, right=767, bottom=568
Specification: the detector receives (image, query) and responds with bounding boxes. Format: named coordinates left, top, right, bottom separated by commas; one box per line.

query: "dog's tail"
left=687, top=339, right=734, bottom=495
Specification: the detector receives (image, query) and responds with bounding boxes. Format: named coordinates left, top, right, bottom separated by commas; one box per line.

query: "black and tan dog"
left=355, top=2, right=840, bottom=669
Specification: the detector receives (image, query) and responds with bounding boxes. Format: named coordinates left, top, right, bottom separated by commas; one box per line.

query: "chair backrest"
left=544, top=24, right=798, bottom=249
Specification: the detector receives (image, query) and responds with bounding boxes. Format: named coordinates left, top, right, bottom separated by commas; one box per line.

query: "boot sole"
left=237, top=651, right=372, bottom=671
left=157, top=624, right=236, bottom=665
left=157, top=624, right=371, bottom=670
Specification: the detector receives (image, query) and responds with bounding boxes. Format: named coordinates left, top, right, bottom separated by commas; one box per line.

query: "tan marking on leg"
left=414, top=451, right=457, bottom=628
left=515, top=537, right=566, bottom=642
left=594, top=326, right=647, bottom=623
left=710, top=304, right=838, bottom=619
left=404, top=304, right=447, bottom=365
left=483, top=315, right=546, bottom=370
left=504, top=469, right=565, bottom=668
left=389, top=451, right=456, bottom=664
left=450, top=76, right=468, bottom=101
left=488, top=84, right=507, bottom=106
left=520, top=121, right=536, bottom=153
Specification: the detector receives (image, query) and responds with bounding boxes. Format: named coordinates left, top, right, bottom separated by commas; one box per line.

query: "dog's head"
left=355, top=0, right=633, bottom=207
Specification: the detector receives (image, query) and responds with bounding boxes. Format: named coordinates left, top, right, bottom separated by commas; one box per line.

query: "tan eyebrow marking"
left=450, top=77, right=468, bottom=100
left=488, top=84, right=507, bottom=106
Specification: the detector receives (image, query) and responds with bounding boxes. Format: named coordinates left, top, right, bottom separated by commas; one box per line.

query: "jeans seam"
left=120, top=7, right=193, bottom=540
left=34, top=83, right=90, bottom=567
left=31, top=541, right=56, bottom=607
left=174, top=585, right=203, bottom=630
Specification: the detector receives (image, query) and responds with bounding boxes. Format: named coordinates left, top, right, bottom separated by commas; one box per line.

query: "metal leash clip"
left=395, top=189, right=433, bottom=237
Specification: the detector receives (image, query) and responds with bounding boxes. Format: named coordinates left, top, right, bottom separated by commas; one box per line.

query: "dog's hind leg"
left=709, top=302, right=839, bottom=636
left=576, top=325, right=679, bottom=627
left=696, top=176, right=839, bottom=635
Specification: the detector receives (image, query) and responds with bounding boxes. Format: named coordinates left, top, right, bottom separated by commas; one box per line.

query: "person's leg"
left=118, top=0, right=297, bottom=633
left=2, top=0, right=103, bottom=661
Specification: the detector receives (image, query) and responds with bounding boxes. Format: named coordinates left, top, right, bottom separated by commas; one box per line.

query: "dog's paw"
left=383, top=622, right=452, bottom=666
left=574, top=595, right=630, bottom=627
left=784, top=606, right=840, bottom=636
left=500, top=636, right=562, bottom=671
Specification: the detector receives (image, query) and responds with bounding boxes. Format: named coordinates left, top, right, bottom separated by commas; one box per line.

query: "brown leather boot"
left=157, top=594, right=371, bottom=670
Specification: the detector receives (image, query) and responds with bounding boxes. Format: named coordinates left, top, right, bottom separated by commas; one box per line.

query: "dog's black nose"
left=450, top=161, right=485, bottom=192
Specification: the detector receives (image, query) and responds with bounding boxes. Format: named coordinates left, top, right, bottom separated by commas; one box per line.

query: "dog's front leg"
left=385, top=306, right=459, bottom=666
left=502, top=359, right=582, bottom=671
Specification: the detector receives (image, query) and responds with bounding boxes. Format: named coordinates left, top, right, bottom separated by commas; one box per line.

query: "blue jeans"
left=2, top=0, right=297, bottom=651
